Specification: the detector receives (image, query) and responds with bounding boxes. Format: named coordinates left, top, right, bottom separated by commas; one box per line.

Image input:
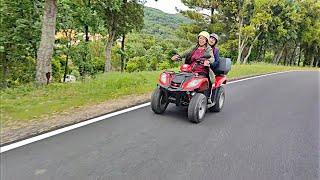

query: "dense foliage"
left=180, top=0, right=320, bottom=66
left=0, top=0, right=319, bottom=88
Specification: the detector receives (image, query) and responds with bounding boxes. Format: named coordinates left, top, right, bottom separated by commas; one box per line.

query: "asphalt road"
left=1, top=71, right=319, bottom=180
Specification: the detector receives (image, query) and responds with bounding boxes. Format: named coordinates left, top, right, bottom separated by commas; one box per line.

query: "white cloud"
left=144, top=0, right=189, bottom=14
left=144, top=0, right=211, bottom=15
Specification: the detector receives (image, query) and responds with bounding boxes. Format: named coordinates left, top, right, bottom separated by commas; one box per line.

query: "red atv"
left=151, top=57, right=229, bottom=123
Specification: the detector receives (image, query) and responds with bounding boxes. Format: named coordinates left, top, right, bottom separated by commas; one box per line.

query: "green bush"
left=145, top=45, right=165, bottom=70
left=92, top=57, right=105, bottom=72
left=2, top=56, right=36, bottom=87
left=219, top=39, right=238, bottom=62
left=52, top=56, right=63, bottom=82
left=71, top=42, right=98, bottom=77
left=126, top=56, right=148, bottom=72
left=111, top=45, right=126, bottom=71
left=89, top=41, right=105, bottom=72
left=126, top=42, right=147, bottom=58
left=265, top=51, right=274, bottom=63
left=158, top=60, right=170, bottom=70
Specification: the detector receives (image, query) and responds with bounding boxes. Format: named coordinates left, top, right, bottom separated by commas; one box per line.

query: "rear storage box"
left=214, top=57, right=232, bottom=75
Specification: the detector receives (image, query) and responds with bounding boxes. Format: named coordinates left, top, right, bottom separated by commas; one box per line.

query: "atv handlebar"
left=196, top=58, right=210, bottom=67
left=172, top=54, right=209, bottom=67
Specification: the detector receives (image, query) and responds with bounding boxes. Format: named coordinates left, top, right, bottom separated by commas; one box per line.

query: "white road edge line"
left=0, top=103, right=151, bottom=153
left=227, top=71, right=292, bottom=84
left=0, top=70, right=295, bottom=153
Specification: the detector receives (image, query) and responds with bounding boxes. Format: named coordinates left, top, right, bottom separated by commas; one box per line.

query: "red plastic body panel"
left=182, top=77, right=209, bottom=91
left=157, top=67, right=227, bottom=93
left=214, top=75, right=227, bottom=88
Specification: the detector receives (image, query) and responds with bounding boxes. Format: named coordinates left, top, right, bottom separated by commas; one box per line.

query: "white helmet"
left=210, top=33, right=219, bottom=42
left=198, top=31, right=210, bottom=41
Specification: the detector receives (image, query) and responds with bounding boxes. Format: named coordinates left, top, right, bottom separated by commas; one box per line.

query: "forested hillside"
left=142, top=7, right=192, bottom=37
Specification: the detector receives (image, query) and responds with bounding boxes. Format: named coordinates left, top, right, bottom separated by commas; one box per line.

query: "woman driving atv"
left=171, top=31, right=214, bottom=77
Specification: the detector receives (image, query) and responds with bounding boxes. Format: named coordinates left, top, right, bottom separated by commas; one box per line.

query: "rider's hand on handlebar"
left=171, top=55, right=181, bottom=61
left=204, top=60, right=210, bottom=67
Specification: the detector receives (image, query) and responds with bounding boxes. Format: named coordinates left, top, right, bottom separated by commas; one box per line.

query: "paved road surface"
left=1, top=71, right=319, bottom=180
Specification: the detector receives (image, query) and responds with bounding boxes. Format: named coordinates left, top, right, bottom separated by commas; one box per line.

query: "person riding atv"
left=171, top=31, right=214, bottom=82
left=151, top=31, right=228, bottom=123
left=208, top=33, right=221, bottom=72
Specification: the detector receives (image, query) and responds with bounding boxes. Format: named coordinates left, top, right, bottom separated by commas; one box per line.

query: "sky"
left=144, top=0, right=189, bottom=14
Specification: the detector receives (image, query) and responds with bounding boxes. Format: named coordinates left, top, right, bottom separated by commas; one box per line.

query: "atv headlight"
left=186, top=79, right=201, bottom=89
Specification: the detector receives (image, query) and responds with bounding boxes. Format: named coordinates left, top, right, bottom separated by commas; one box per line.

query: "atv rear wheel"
left=209, top=86, right=225, bottom=112
left=151, top=87, right=169, bottom=114
left=188, top=93, right=207, bottom=123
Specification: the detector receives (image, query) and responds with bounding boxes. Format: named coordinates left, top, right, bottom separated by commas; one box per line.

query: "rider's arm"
left=204, top=46, right=214, bottom=65
left=211, top=48, right=220, bottom=69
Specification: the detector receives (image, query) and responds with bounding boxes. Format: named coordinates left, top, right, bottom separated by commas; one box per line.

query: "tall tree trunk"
left=242, top=44, right=253, bottom=64
left=276, top=51, right=283, bottom=65
left=85, top=0, right=91, bottom=42
left=243, top=32, right=261, bottom=64
left=283, top=47, right=288, bottom=66
left=256, top=40, right=263, bottom=61
left=105, top=30, right=116, bottom=72
left=290, top=42, right=298, bottom=66
left=310, top=54, right=315, bottom=67
left=303, top=46, right=308, bottom=67
left=36, top=0, right=57, bottom=85
left=63, top=30, right=69, bottom=82
left=273, top=44, right=285, bottom=64
left=85, top=25, right=89, bottom=42
left=63, top=54, right=69, bottom=82
left=237, top=16, right=243, bottom=64
left=84, top=0, right=91, bottom=42
left=83, top=0, right=90, bottom=65
left=120, top=34, right=126, bottom=72
left=298, top=44, right=302, bottom=66
left=83, top=24, right=89, bottom=69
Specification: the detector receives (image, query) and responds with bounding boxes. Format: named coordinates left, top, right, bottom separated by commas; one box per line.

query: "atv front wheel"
left=188, top=93, right=207, bottom=123
left=151, top=87, right=169, bottom=114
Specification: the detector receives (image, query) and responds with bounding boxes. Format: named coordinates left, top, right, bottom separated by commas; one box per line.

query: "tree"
left=299, top=0, right=320, bottom=67
left=95, top=0, right=144, bottom=73
left=179, top=0, right=219, bottom=41
left=242, top=0, right=272, bottom=64
left=181, top=0, right=266, bottom=64
left=36, top=0, right=57, bottom=85
left=181, top=0, right=222, bottom=24
left=56, top=0, right=78, bottom=82
left=0, top=0, right=42, bottom=87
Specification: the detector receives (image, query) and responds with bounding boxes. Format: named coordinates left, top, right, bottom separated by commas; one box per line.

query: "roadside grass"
left=227, top=63, right=316, bottom=78
left=0, top=63, right=317, bottom=126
